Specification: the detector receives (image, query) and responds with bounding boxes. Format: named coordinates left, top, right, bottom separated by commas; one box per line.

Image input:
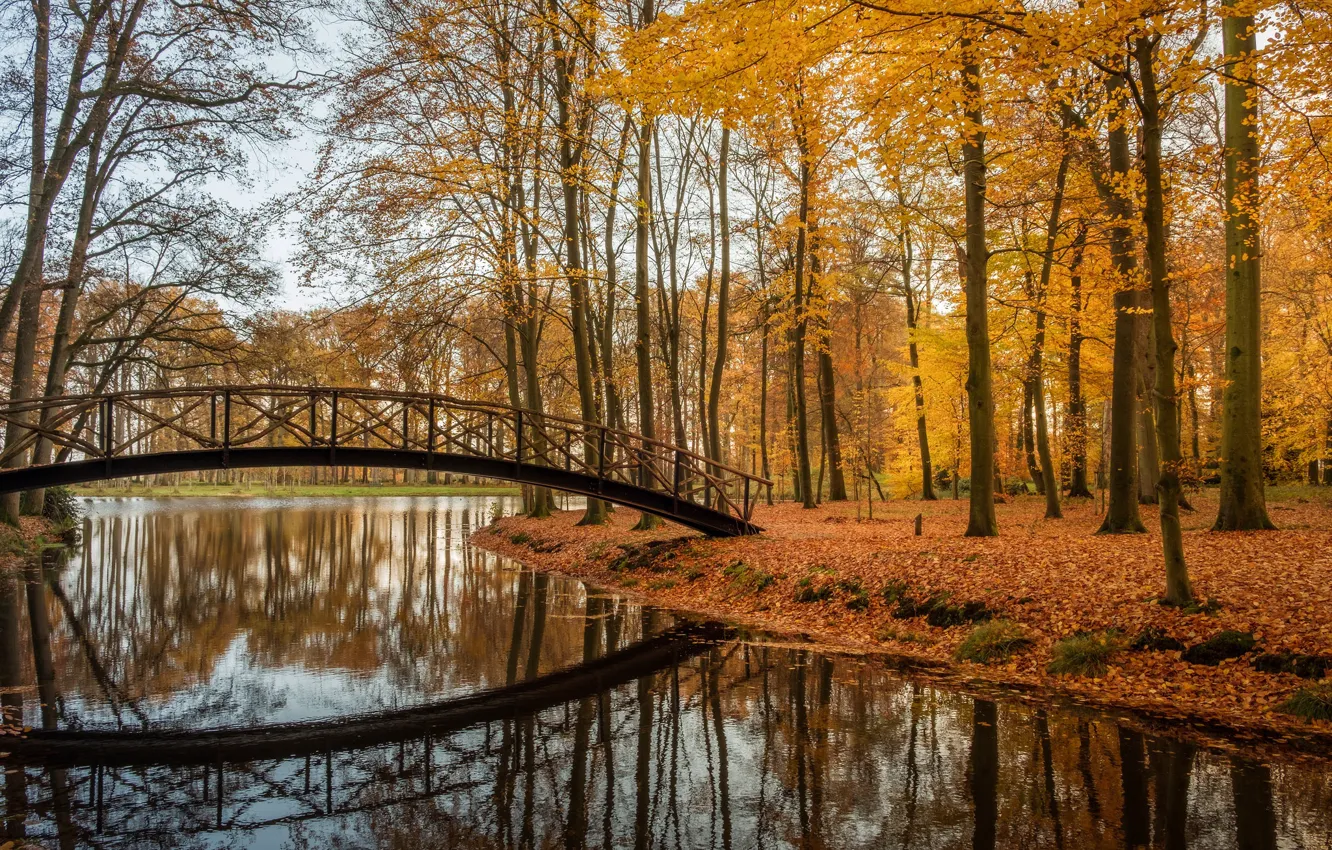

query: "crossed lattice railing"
left=0, top=386, right=772, bottom=526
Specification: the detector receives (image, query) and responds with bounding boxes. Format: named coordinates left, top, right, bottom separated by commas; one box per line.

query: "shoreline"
left=472, top=497, right=1332, bottom=760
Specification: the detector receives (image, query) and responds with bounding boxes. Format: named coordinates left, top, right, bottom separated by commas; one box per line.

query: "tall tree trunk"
left=813, top=235, right=846, bottom=500
left=1032, top=152, right=1068, bottom=518
left=1215, top=2, right=1275, bottom=530
left=706, top=128, right=730, bottom=474
left=516, top=164, right=553, bottom=518
left=632, top=102, right=660, bottom=530
left=1023, top=378, right=1042, bottom=492
left=549, top=7, right=605, bottom=525
left=960, top=40, right=997, bottom=536
left=1138, top=317, right=1161, bottom=505
left=792, top=122, right=816, bottom=509
left=1067, top=226, right=1092, bottom=497
left=1096, top=71, right=1147, bottom=534
left=903, top=233, right=935, bottom=499
left=1136, top=35, right=1193, bottom=605
left=1, top=0, right=51, bottom=525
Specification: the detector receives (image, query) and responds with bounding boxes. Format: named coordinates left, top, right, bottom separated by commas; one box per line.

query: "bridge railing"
left=0, top=386, right=773, bottom=526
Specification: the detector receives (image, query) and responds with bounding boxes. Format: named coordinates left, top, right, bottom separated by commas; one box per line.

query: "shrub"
left=43, top=486, right=82, bottom=525
left=893, top=593, right=948, bottom=620
left=1278, top=684, right=1332, bottom=722
left=1130, top=627, right=1186, bottom=653
left=926, top=600, right=994, bottom=628
left=1048, top=631, right=1127, bottom=677
left=881, top=579, right=910, bottom=606
left=723, top=560, right=774, bottom=594
left=794, top=576, right=833, bottom=604
left=1253, top=653, right=1330, bottom=680
left=955, top=620, right=1032, bottom=664
left=836, top=578, right=871, bottom=611
left=1181, top=631, right=1256, bottom=666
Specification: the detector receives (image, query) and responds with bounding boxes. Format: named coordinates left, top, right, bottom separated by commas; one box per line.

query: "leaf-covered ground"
left=474, top=491, right=1332, bottom=752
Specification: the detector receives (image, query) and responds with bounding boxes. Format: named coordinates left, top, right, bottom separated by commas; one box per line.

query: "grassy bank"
left=474, top=493, right=1332, bottom=753
left=73, top=481, right=522, bottom=499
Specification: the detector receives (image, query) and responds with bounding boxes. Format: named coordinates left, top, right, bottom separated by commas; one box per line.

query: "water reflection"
left=0, top=496, right=1326, bottom=848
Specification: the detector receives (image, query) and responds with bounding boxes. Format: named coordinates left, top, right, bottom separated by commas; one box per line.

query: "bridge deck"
left=0, top=386, right=771, bottom=536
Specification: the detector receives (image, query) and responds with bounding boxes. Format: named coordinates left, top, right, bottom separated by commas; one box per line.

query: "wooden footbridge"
left=0, top=386, right=769, bottom=536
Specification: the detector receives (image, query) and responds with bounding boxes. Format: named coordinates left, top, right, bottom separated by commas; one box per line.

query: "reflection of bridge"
left=0, top=386, right=770, bottom=535
left=5, top=622, right=726, bottom=767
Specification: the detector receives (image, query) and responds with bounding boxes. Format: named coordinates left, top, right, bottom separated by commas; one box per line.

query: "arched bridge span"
left=0, top=386, right=770, bottom=536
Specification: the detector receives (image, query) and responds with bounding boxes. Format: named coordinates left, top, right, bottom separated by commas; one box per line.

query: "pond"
left=0, top=495, right=1328, bottom=848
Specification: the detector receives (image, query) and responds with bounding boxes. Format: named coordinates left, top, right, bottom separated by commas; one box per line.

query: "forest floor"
left=72, top=481, right=521, bottom=498
left=474, top=488, right=1332, bottom=755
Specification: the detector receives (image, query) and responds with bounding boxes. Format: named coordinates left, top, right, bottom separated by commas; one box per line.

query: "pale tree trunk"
left=1, top=0, right=51, bottom=525
left=812, top=234, right=846, bottom=500
left=902, top=229, right=935, bottom=500
left=1067, top=226, right=1093, bottom=497
left=960, top=39, right=997, bottom=537
left=632, top=101, right=660, bottom=530
left=792, top=120, right=816, bottom=509
left=1031, top=152, right=1068, bottom=518
left=706, top=127, right=730, bottom=473
left=1215, top=2, right=1275, bottom=531
left=1135, top=35, right=1193, bottom=604
left=548, top=5, right=605, bottom=525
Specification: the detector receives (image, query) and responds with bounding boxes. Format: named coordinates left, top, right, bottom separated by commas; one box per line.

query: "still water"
left=0, top=496, right=1328, bottom=848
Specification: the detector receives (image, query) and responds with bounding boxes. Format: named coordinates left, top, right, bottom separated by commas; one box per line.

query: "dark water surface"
left=0, top=496, right=1329, bottom=848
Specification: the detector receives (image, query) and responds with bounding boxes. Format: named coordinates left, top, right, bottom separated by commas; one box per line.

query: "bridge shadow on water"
left=0, top=496, right=1327, bottom=848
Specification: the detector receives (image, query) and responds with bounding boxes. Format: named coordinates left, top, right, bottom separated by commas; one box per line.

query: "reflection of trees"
left=45, top=499, right=603, bottom=728
left=2, top=499, right=1330, bottom=848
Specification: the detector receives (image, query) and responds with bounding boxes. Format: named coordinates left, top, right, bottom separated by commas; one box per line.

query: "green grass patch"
left=955, top=620, right=1032, bottom=664
left=648, top=578, right=679, bottom=591
left=1047, top=631, right=1127, bottom=677
left=926, top=600, right=995, bottom=628
left=0, top=525, right=29, bottom=557
left=837, top=578, right=871, bottom=612
left=881, top=579, right=910, bottom=606
left=1252, top=653, right=1330, bottom=680
left=509, top=531, right=532, bottom=546
left=723, top=560, right=775, bottom=594
left=1181, top=631, right=1256, bottom=666
left=1278, top=683, right=1332, bottom=722
left=1130, top=627, right=1186, bottom=653
left=684, top=566, right=705, bottom=581
left=794, top=575, right=833, bottom=604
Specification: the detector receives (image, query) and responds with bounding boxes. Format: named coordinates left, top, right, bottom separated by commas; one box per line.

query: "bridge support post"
left=222, top=390, right=231, bottom=468
left=426, top=398, right=436, bottom=473
left=329, top=392, right=338, bottom=468
left=515, top=410, right=523, bottom=478
left=673, top=451, right=682, bottom=515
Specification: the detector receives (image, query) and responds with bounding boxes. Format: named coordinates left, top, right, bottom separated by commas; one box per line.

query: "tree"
left=1214, top=0, right=1275, bottom=531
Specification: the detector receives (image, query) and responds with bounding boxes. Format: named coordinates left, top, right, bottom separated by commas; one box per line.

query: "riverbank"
left=73, top=482, right=521, bottom=499
left=0, top=516, right=61, bottom=571
left=474, top=493, right=1332, bottom=753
